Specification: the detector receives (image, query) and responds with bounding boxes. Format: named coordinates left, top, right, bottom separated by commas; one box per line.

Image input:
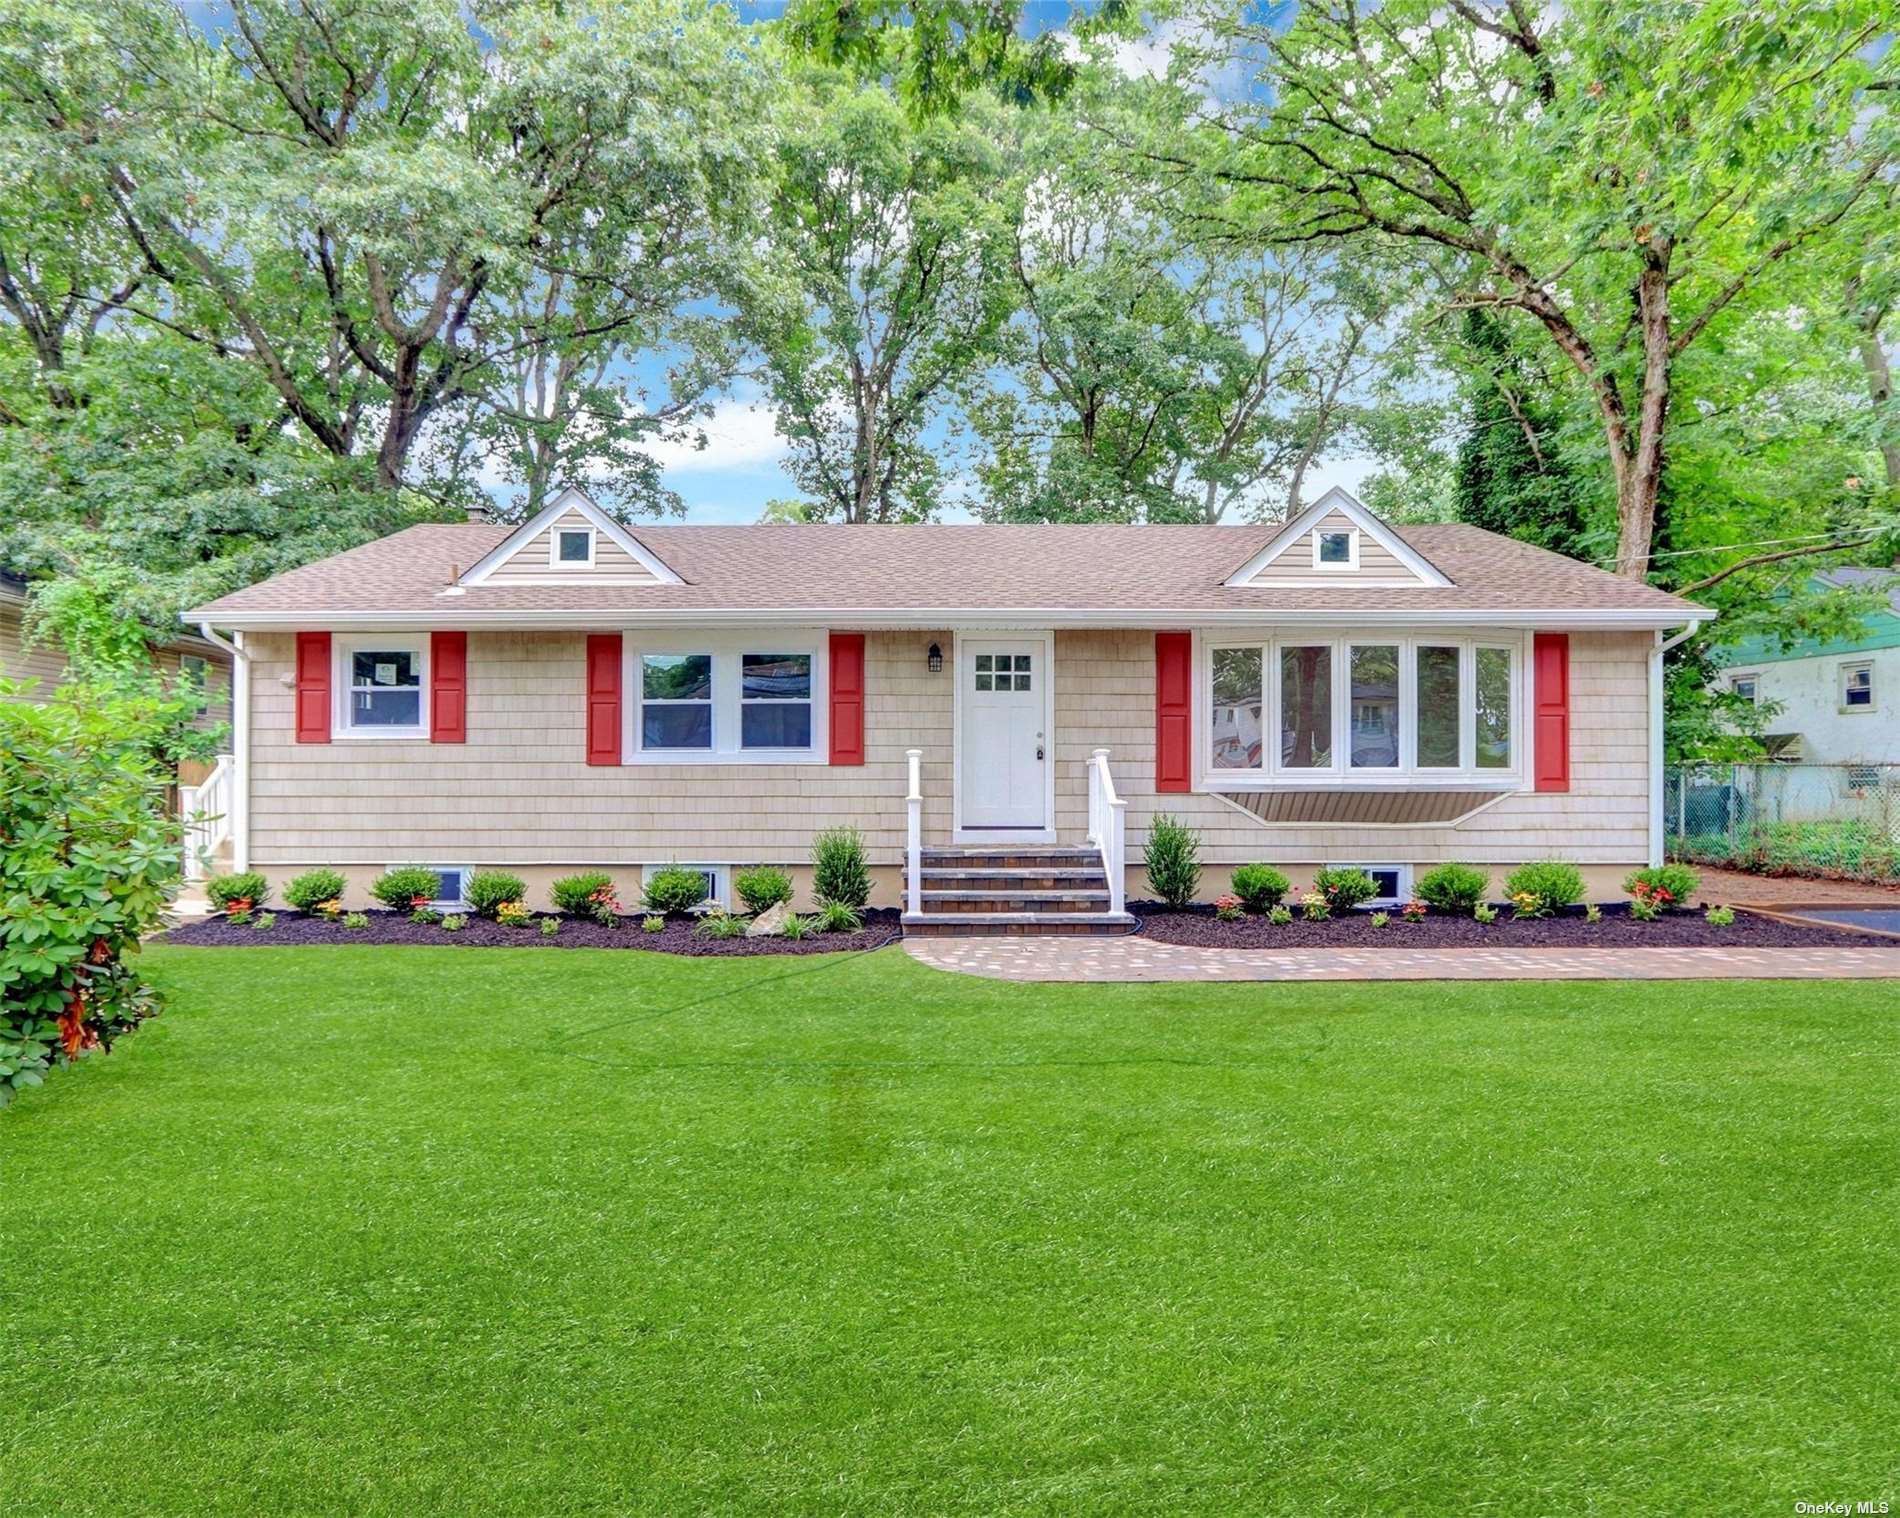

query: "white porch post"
left=905, top=748, right=923, bottom=915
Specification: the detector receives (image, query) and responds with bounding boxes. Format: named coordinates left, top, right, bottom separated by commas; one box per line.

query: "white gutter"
left=197, top=622, right=250, bottom=873
left=187, top=605, right=1715, bottom=633
left=1648, top=620, right=1705, bottom=868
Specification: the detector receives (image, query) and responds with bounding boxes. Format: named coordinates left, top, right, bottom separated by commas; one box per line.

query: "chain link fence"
left=1664, top=763, right=1900, bottom=884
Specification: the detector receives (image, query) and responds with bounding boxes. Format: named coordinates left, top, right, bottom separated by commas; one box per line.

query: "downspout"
left=1649, top=620, right=1703, bottom=868
left=197, top=622, right=251, bottom=873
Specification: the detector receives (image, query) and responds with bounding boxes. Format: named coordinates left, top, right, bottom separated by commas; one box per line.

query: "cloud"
left=646, top=396, right=788, bottom=475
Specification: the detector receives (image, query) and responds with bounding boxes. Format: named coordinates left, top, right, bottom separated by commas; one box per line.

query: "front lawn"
left=6, top=946, right=1896, bottom=1514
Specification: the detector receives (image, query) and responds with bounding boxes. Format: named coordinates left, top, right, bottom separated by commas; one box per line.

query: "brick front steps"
left=902, top=847, right=1137, bottom=937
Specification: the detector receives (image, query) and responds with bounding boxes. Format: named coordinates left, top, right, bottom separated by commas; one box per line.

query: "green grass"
left=6, top=946, right=1898, bottom=1514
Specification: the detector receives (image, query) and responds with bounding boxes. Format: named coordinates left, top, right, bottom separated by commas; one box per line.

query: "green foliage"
left=1628, top=894, right=1662, bottom=923
left=693, top=910, right=749, bottom=940
left=1214, top=894, right=1245, bottom=923
left=735, top=866, right=795, bottom=915
left=1503, top=861, right=1586, bottom=910
left=642, top=915, right=666, bottom=934
left=342, top=912, right=370, bottom=931
left=439, top=915, right=468, bottom=933
left=1677, top=818, right=1900, bottom=884
left=780, top=912, right=811, bottom=941
left=1311, top=867, right=1377, bottom=911
left=1143, top=814, right=1201, bottom=908
left=1369, top=911, right=1390, bottom=929
left=1585, top=904, right=1603, bottom=925
left=410, top=907, right=443, bottom=927
left=1416, top=863, right=1491, bottom=916
left=540, top=916, right=561, bottom=938
left=1229, top=864, right=1290, bottom=912
left=811, top=828, right=872, bottom=908
left=1473, top=903, right=1499, bottom=925
left=465, top=871, right=528, bottom=920
left=551, top=872, right=616, bottom=914
left=0, top=680, right=181, bottom=1105
left=1267, top=904, right=1293, bottom=926
left=1300, top=891, right=1330, bottom=923
left=206, top=872, right=270, bottom=914
left=284, top=870, right=349, bottom=915
left=372, top=868, right=443, bottom=912
left=1705, top=905, right=1736, bottom=927
left=812, top=901, right=862, bottom=934
left=251, top=913, right=275, bottom=932
left=643, top=866, right=713, bottom=916
left=1625, top=864, right=1700, bottom=908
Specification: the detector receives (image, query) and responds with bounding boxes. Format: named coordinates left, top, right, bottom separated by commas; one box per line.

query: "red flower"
left=411, top=893, right=432, bottom=908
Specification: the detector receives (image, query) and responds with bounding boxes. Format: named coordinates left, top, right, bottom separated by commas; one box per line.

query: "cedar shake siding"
left=242, top=626, right=1654, bottom=907
left=1240, top=509, right=1418, bottom=583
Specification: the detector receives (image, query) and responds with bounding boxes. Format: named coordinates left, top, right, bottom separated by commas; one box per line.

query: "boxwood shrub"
left=550, top=871, right=616, bottom=915
left=1229, top=864, right=1290, bottom=912
left=735, top=866, right=794, bottom=914
left=1416, top=863, right=1490, bottom=915
left=372, top=866, right=441, bottom=912
left=465, top=870, right=527, bottom=919
left=284, top=868, right=348, bottom=914
left=206, top=871, right=270, bottom=913
left=643, top=865, right=712, bottom=916
left=1624, top=863, right=1700, bottom=908
left=1311, top=865, right=1378, bottom=911
left=1503, top=859, right=1586, bottom=909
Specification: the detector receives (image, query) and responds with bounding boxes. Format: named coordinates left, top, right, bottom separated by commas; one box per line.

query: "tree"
left=749, top=51, right=1016, bottom=522
left=1179, top=0, right=1895, bottom=576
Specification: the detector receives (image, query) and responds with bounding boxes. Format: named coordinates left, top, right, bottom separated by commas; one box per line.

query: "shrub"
left=694, top=910, right=748, bottom=940
left=1585, top=903, right=1603, bottom=925
left=781, top=912, right=811, bottom=940
left=551, top=871, right=615, bottom=915
left=284, top=868, right=348, bottom=914
left=1473, top=902, right=1498, bottom=924
left=495, top=899, right=533, bottom=928
left=1300, top=890, right=1330, bottom=922
left=1706, top=904, right=1735, bottom=927
left=373, top=867, right=441, bottom=912
left=1369, top=911, right=1391, bottom=928
left=1267, top=904, right=1293, bottom=926
left=812, top=827, right=871, bottom=908
left=1628, top=894, right=1661, bottom=922
left=813, top=900, right=862, bottom=933
left=466, top=870, right=527, bottom=919
left=1144, top=814, right=1201, bottom=908
left=643, top=865, right=711, bottom=915
left=410, top=906, right=442, bottom=926
left=343, top=911, right=370, bottom=930
left=1417, top=863, right=1489, bottom=915
left=1214, top=893, right=1244, bottom=922
left=1624, top=864, right=1700, bottom=911
left=735, top=865, right=795, bottom=915
left=439, top=914, right=468, bottom=932
left=1230, top=864, right=1290, bottom=913
left=1503, top=860, right=1584, bottom=909
left=540, top=916, right=561, bottom=937
left=642, top=915, right=665, bottom=934
left=207, top=870, right=270, bottom=915
left=1311, top=866, right=1378, bottom=911
left=251, top=913, right=276, bottom=932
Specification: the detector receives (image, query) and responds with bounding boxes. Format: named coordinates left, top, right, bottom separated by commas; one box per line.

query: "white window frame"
left=1311, top=527, right=1360, bottom=572
left=621, top=630, right=828, bottom=765
left=550, top=524, right=595, bottom=568
left=1729, top=671, right=1759, bottom=704
left=334, top=635, right=429, bottom=740
left=1840, top=660, right=1873, bottom=712
left=1341, top=863, right=1410, bottom=907
left=640, top=863, right=728, bottom=910
left=1197, top=629, right=1528, bottom=789
left=401, top=864, right=471, bottom=910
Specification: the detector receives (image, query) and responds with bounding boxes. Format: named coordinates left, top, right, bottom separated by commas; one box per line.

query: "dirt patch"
left=165, top=908, right=901, bottom=956
left=1132, top=901, right=1887, bottom=950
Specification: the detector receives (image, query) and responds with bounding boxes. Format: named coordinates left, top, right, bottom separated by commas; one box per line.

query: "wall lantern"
left=927, top=642, right=943, bottom=674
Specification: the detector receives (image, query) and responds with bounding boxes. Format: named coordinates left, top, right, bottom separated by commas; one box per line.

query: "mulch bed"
left=1132, top=901, right=1890, bottom=950
left=164, top=908, right=902, bottom=956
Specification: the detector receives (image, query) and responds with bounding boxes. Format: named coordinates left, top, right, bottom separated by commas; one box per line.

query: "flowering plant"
left=313, top=897, right=343, bottom=921
left=1629, top=894, right=1662, bottom=921
left=1300, top=890, right=1330, bottom=922
left=587, top=884, right=621, bottom=928
left=496, top=899, right=533, bottom=928
left=1399, top=898, right=1427, bottom=923
left=1214, top=893, right=1245, bottom=922
left=1509, top=889, right=1548, bottom=919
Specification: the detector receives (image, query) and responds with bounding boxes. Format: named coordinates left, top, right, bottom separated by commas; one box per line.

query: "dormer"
left=458, top=487, right=681, bottom=588
left=1223, top=487, right=1450, bottom=589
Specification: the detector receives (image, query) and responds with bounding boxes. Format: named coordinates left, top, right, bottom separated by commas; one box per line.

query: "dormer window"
left=552, top=526, right=594, bottom=567
left=1313, top=528, right=1358, bottom=570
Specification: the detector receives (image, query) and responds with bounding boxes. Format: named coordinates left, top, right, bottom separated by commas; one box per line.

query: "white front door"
left=960, top=639, right=1047, bottom=829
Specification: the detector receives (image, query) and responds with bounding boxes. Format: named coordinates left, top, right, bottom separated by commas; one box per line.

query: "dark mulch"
left=165, top=908, right=902, bottom=956
left=1131, top=900, right=1890, bottom=950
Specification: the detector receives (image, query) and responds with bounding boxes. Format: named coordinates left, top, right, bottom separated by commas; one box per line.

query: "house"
left=1714, top=567, right=1899, bottom=766
left=182, top=487, right=1710, bottom=932
left=2, top=569, right=234, bottom=726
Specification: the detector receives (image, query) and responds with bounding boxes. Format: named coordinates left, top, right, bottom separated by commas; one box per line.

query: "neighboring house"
left=1714, top=567, right=1899, bottom=765
left=1, top=569, right=234, bottom=734
left=183, top=487, right=1709, bottom=931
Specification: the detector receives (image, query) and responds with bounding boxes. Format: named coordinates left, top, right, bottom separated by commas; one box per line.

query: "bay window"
left=1203, top=632, right=1522, bottom=782
left=623, top=634, right=825, bottom=762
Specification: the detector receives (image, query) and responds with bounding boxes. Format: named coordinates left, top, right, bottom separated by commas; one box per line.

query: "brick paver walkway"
left=905, top=936, right=1900, bottom=983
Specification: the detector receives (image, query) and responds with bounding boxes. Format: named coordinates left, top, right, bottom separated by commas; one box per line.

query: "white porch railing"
left=905, top=748, right=924, bottom=915
left=179, top=753, right=234, bottom=881
left=1086, top=748, right=1126, bottom=915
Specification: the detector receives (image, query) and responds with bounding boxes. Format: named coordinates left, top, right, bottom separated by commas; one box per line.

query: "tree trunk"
left=1852, top=295, right=1900, bottom=490
left=1613, top=248, right=1675, bottom=580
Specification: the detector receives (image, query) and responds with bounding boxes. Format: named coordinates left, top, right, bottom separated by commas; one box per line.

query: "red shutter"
left=1155, top=631, right=1192, bottom=793
left=585, top=634, right=622, bottom=766
left=829, top=632, right=866, bottom=765
left=1533, top=632, right=1570, bottom=792
left=294, top=631, right=331, bottom=744
left=430, top=631, right=467, bottom=743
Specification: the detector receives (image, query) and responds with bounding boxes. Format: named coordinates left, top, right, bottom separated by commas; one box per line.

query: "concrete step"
left=902, top=911, right=1138, bottom=938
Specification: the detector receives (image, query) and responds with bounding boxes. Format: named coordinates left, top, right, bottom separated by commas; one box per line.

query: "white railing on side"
left=179, top=753, right=234, bottom=881
left=1086, top=747, right=1126, bottom=915
left=905, top=748, right=924, bottom=915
